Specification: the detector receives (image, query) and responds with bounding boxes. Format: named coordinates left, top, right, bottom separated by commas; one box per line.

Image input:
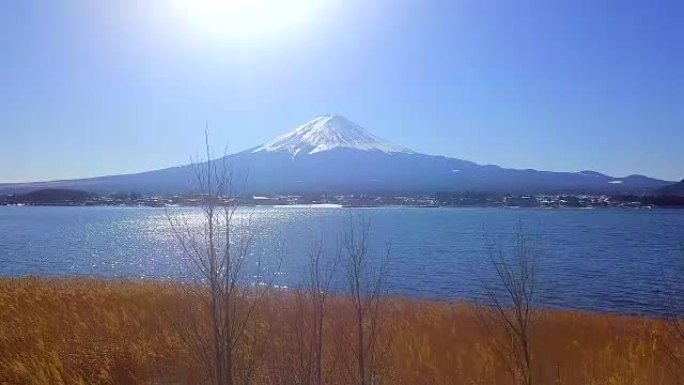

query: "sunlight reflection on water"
left=1, top=205, right=684, bottom=316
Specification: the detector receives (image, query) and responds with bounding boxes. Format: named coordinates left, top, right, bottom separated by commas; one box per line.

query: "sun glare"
left=172, top=0, right=322, bottom=41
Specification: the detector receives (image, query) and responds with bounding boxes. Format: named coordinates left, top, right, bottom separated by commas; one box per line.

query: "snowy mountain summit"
left=250, top=114, right=414, bottom=157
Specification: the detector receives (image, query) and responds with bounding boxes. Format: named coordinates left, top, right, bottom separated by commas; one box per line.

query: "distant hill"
left=9, top=188, right=95, bottom=204
left=0, top=115, right=674, bottom=195
left=658, top=179, right=684, bottom=196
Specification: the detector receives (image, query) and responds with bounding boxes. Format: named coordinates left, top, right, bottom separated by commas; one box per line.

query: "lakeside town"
left=2, top=188, right=683, bottom=209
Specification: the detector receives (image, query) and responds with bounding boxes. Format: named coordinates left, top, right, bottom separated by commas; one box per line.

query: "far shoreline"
left=4, top=187, right=684, bottom=209
left=2, top=202, right=683, bottom=210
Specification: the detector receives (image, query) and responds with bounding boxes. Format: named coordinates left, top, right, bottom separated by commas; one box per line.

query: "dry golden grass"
left=0, top=277, right=681, bottom=385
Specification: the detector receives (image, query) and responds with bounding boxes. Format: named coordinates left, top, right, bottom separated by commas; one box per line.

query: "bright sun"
left=172, top=0, right=322, bottom=41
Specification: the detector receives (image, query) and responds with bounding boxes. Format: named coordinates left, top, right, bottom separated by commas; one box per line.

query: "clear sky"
left=1, top=0, right=682, bottom=183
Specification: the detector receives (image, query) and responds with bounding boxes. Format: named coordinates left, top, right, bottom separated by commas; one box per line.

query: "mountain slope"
left=658, top=179, right=684, bottom=196
left=0, top=115, right=673, bottom=195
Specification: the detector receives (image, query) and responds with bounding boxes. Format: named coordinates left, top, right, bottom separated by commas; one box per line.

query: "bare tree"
left=308, top=240, right=339, bottom=385
left=167, top=129, right=276, bottom=385
left=291, top=240, right=339, bottom=385
left=477, top=226, right=539, bottom=385
left=343, top=213, right=391, bottom=385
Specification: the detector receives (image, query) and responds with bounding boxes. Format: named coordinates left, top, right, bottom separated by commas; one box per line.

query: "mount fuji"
left=249, top=114, right=414, bottom=156
left=0, top=114, right=672, bottom=195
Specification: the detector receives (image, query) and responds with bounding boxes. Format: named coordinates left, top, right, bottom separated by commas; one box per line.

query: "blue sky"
left=1, top=0, right=682, bottom=183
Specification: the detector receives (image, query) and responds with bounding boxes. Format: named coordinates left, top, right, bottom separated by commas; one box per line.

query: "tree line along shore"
left=3, top=188, right=684, bottom=208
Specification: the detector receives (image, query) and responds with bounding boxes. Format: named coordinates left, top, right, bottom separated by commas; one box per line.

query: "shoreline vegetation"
left=0, top=277, right=680, bottom=385
left=2, top=188, right=684, bottom=209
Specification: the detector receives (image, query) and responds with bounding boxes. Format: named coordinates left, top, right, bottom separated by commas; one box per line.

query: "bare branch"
left=477, top=224, right=539, bottom=385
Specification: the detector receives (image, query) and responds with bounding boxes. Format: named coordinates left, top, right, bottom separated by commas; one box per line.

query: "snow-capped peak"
left=250, top=114, right=414, bottom=156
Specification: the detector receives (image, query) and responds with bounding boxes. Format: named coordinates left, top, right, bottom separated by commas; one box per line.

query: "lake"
left=1, top=205, right=683, bottom=316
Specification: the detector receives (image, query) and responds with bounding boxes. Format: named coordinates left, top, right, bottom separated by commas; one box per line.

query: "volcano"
left=0, top=115, right=672, bottom=195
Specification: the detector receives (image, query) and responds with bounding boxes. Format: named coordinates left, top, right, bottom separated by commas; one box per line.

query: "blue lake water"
left=1, top=205, right=683, bottom=316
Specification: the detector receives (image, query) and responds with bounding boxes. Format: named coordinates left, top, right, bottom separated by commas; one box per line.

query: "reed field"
left=0, top=277, right=681, bottom=385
